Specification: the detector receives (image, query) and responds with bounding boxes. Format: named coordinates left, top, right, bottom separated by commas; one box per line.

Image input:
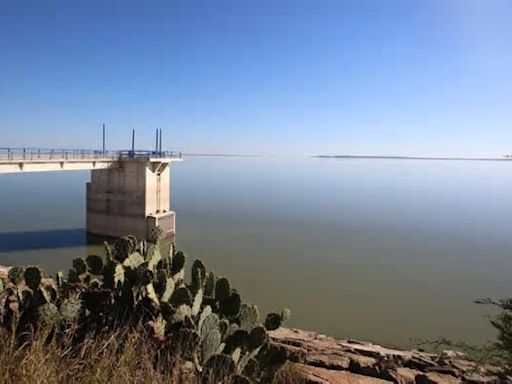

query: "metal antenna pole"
left=155, top=129, right=159, bottom=153
left=131, top=129, right=135, bottom=156
left=102, top=123, right=106, bottom=152
left=159, top=129, right=163, bottom=153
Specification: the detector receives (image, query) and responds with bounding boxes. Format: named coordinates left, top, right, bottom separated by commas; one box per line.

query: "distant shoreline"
left=183, top=153, right=261, bottom=158
left=314, top=155, right=512, bottom=162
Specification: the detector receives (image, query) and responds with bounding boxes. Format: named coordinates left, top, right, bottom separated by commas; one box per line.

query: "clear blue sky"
left=1, top=0, right=511, bottom=156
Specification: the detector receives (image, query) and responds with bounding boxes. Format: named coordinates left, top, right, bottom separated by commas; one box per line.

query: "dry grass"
left=0, top=327, right=194, bottom=384
left=0, top=327, right=304, bottom=383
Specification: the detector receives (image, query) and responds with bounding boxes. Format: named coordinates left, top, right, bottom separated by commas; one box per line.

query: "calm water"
left=1, top=157, right=511, bottom=347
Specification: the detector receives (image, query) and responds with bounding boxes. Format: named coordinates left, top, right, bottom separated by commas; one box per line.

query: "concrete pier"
left=86, top=157, right=179, bottom=239
left=0, top=148, right=182, bottom=240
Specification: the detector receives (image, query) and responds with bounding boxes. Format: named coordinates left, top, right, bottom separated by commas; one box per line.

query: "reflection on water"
left=0, top=157, right=511, bottom=347
left=0, top=228, right=86, bottom=252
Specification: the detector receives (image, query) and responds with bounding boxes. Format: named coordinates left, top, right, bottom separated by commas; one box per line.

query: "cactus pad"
left=38, top=303, right=61, bottom=324
left=123, top=252, right=145, bottom=269
left=56, top=271, right=64, bottom=288
left=23, top=267, right=42, bottom=291
left=147, top=246, right=161, bottom=271
left=198, top=305, right=212, bottom=334
left=8, top=266, right=24, bottom=285
left=248, top=326, right=267, bottom=349
left=113, top=264, right=125, bottom=287
left=145, top=283, right=159, bottom=304
left=160, top=277, right=175, bottom=303
left=239, top=303, right=260, bottom=331
left=170, top=286, right=192, bottom=306
left=219, top=291, right=241, bottom=317
left=204, top=271, right=215, bottom=297
left=191, top=259, right=206, bottom=293
left=199, top=313, right=219, bottom=339
left=192, top=288, right=203, bottom=316
left=173, top=304, right=192, bottom=323
left=215, top=277, right=231, bottom=302
left=281, top=308, right=291, bottom=322
left=60, top=297, right=81, bottom=321
left=201, top=328, right=221, bottom=363
left=171, top=251, right=186, bottom=274
left=264, top=312, right=287, bottom=331
left=86, top=255, right=103, bottom=275
left=72, top=258, right=87, bottom=275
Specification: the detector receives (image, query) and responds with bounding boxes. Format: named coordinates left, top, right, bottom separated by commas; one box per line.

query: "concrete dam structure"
left=0, top=147, right=182, bottom=240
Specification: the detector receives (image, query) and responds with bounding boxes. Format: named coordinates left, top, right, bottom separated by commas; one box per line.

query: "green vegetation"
left=474, top=298, right=512, bottom=374
left=0, top=234, right=294, bottom=383
left=418, top=298, right=512, bottom=377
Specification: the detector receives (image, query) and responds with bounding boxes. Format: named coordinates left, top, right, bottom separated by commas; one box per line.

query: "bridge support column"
left=86, top=158, right=176, bottom=240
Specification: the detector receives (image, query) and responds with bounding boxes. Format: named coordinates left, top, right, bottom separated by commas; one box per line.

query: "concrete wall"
left=0, top=160, right=118, bottom=174
left=86, top=159, right=176, bottom=239
left=145, top=163, right=171, bottom=215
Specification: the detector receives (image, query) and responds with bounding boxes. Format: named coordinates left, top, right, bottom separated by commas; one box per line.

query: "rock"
left=347, top=352, right=380, bottom=377
left=388, top=367, right=422, bottom=384
left=426, top=364, right=461, bottom=377
left=441, top=350, right=465, bottom=359
left=273, top=341, right=307, bottom=362
left=449, top=358, right=477, bottom=373
left=404, top=354, right=438, bottom=371
left=415, top=372, right=462, bottom=384
left=462, top=373, right=501, bottom=384
left=306, top=352, right=351, bottom=370
left=270, top=328, right=500, bottom=384
left=296, top=363, right=393, bottom=384
left=338, top=341, right=419, bottom=361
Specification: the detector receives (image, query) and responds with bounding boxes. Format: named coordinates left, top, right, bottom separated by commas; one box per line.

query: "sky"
left=1, top=0, right=511, bottom=157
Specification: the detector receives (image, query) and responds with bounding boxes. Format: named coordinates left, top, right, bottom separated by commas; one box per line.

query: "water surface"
left=0, top=157, right=511, bottom=347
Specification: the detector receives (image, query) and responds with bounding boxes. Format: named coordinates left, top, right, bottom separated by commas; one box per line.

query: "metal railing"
left=117, top=150, right=182, bottom=159
left=0, top=148, right=182, bottom=161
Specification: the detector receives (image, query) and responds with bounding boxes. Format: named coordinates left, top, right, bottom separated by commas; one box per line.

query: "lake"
left=0, top=156, right=511, bottom=348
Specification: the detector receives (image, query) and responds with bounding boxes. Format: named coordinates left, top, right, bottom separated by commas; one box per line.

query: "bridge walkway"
left=0, top=148, right=182, bottom=173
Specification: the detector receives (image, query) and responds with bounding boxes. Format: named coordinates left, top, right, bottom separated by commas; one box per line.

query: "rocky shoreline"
left=270, top=328, right=504, bottom=383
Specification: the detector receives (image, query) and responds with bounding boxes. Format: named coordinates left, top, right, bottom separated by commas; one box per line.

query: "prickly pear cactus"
left=0, top=233, right=291, bottom=383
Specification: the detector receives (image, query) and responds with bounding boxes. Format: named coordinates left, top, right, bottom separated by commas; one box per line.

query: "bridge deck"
left=0, top=148, right=182, bottom=174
